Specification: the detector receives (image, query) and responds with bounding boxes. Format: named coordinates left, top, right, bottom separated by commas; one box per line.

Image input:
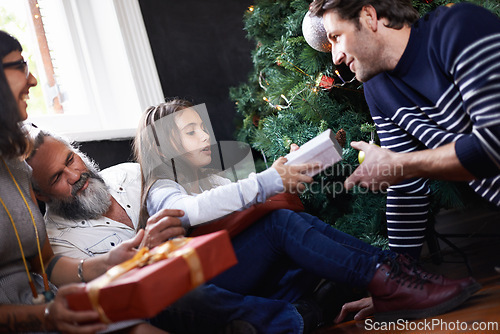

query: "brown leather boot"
left=396, top=254, right=481, bottom=294
left=367, top=259, right=471, bottom=321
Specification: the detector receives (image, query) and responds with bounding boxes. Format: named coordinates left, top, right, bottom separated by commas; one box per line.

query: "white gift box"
left=284, top=129, right=343, bottom=177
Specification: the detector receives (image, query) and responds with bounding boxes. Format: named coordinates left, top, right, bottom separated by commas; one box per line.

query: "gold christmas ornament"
left=358, top=142, right=379, bottom=164
left=302, top=10, right=331, bottom=53
left=358, top=150, right=366, bottom=164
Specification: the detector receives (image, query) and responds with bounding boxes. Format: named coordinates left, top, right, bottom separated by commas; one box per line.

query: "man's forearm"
left=50, top=255, right=110, bottom=286
left=400, top=142, right=475, bottom=181
left=49, top=231, right=144, bottom=286
left=0, top=304, right=45, bottom=333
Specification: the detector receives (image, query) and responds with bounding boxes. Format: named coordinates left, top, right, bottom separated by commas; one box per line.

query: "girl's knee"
left=268, top=209, right=297, bottom=225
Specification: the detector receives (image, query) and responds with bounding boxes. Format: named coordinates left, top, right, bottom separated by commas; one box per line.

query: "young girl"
left=134, top=99, right=316, bottom=229
left=134, top=99, right=475, bottom=324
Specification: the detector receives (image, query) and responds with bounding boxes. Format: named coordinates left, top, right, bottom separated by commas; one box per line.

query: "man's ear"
left=361, top=5, right=378, bottom=32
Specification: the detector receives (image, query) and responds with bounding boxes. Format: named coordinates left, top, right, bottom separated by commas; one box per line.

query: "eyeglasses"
left=3, top=59, right=30, bottom=79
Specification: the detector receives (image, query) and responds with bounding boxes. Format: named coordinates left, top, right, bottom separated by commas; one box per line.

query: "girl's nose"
left=201, top=130, right=210, bottom=142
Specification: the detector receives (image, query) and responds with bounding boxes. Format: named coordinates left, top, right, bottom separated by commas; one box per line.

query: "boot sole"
left=374, top=288, right=472, bottom=322
left=465, top=281, right=482, bottom=295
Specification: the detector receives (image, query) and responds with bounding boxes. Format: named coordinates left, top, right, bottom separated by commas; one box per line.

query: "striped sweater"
left=363, top=3, right=500, bottom=257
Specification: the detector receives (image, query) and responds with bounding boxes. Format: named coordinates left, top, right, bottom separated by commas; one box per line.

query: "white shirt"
left=147, top=168, right=284, bottom=228
left=45, top=162, right=142, bottom=258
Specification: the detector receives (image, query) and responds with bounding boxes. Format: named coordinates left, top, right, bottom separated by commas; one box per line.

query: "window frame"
left=27, top=0, right=164, bottom=142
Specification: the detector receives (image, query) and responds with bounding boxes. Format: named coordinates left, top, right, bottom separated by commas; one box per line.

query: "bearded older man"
left=26, top=131, right=185, bottom=258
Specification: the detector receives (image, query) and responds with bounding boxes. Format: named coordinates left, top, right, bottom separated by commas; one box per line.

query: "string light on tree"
left=254, top=7, right=363, bottom=112
left=335, top=69, right=345, bottom=83
left=259, top=71, right=307, bottom=110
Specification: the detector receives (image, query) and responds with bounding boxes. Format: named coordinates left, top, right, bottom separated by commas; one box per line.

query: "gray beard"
left=46, top=161, right=112, bottom=221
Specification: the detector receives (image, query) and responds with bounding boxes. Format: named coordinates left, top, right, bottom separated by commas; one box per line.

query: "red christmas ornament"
left=319, top=75, right=335, bottom=90
left=276, top=54, right=285, bottom=66
left=421, top=0, right=434, bottom=3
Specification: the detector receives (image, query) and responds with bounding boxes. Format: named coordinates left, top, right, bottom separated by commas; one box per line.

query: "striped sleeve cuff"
left=455, top=135, right=499, bottom=179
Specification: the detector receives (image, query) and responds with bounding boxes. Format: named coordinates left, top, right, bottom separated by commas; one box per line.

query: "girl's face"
left=174, top=108, right=212, bottom=168
left=2, top=50, right=37, bottom=121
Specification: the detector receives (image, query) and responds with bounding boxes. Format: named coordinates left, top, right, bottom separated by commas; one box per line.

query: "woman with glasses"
left=0, top=30, right=168, bottom=333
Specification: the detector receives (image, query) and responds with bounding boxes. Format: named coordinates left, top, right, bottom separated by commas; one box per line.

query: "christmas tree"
left=229, top=0, right=500, bottom=246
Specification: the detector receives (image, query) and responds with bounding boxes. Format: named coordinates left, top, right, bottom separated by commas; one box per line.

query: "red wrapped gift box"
left=190, top=192, right=304, bottom=238
left=66, top=230, right=237, bottom=323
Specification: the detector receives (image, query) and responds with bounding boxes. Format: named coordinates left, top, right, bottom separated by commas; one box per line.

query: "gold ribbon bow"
left=88, top=237, right=204, bottom=323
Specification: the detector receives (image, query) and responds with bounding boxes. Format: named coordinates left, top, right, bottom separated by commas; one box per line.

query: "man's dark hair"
left=27, top=130, right=75, bottom=161
left=27, top=130, right=51, bottom=162
left=309, top=0, right=419, bottom=29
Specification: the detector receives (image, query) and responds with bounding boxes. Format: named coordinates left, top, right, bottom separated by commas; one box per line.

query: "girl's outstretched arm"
left=146, top=161, right=316, bottom=228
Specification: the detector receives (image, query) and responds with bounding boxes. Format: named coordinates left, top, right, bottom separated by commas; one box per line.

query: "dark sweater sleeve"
left=455, top=134, right=500, bottom=178
left=436, top=3, right=500, bottom=178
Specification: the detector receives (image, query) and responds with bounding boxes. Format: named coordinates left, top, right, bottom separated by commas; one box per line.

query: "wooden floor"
left=314, top=205, right=500, bottom=334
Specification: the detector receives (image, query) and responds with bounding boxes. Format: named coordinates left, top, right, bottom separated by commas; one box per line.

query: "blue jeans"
left=211, top=210, right=391, bottom=292
left=151, top=283, right=304, bottom=333
left=152, top=209, right=392, bottom=333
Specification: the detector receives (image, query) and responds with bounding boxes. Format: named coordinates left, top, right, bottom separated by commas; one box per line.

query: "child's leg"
left=211, top=209, right=381, bottom=293
left=295, top=211, right=392, bottom=258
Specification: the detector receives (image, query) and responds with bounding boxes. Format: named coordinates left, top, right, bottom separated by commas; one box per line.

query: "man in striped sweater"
left=311, top=0, right=500, bottom=258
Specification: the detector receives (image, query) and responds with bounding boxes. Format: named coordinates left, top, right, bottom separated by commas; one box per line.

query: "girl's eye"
left=186, top=131, right=195, bottom=136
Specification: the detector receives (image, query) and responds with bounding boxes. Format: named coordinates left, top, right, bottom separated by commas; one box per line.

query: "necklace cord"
left=0, top=197, right=38, bottom=297
left=1, top=159, right=50, bottom=295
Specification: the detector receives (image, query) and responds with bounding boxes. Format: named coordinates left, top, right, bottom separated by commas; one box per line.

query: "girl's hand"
left=45, top=284, right=107, bottom=333
left=334, top=297, right=374, bottom=323
left=271, top=157, right=316, bottom=194
left=141, top=209, right=186, bottom=249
